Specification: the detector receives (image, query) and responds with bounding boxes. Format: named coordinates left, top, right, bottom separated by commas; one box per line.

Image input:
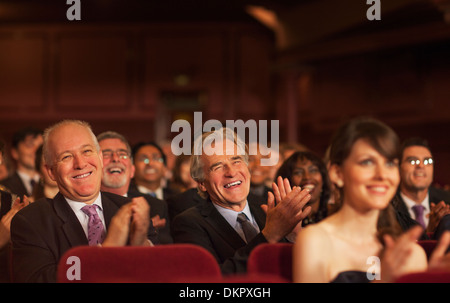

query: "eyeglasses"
left=102, top=149, right=130, bottom=160
left=136, top=155, right=164, bottom=164
left=404, top=157, right=433, bottom=166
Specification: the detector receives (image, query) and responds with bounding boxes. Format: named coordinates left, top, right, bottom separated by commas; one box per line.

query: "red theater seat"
left=418, top=240, right=438, bottom=260
left=247, top=243, right=293, bottom=282
left=395, top=271, right=450, bottom=283
left=57, top=244, right=222, bottom=283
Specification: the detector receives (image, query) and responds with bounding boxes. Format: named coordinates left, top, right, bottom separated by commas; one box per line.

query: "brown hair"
left=328, top=117, right=403, bottom=240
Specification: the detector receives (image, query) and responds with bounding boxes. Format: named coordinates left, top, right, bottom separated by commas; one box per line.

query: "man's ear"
left=10, top=148, right=19, bottom=161
left=45, top=164, right=57, bottom=182
left=130, top=164, right=135, bottom=179
left=197, top=180, right=207, bottom=193
left=328, top=164, right=344, bottom=188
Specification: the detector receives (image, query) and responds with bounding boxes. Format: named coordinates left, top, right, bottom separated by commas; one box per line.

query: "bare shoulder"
left=296, top=221, right=332, bottom=246
left=293, top=222, right=333, bottom=282
left=410, top=242, right=428, bottom=270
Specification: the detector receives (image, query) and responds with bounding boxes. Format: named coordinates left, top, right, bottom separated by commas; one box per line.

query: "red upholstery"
left=57, top=244, right=222, bottom=283
left=395, top=271, right=450, bottom=283
left=418, top=240, right=438, bottom=260
left=247, top=243, right=293, bottom=282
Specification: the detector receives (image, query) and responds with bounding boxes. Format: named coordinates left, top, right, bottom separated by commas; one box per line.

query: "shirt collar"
left=400, top=191, right=430, bottom=213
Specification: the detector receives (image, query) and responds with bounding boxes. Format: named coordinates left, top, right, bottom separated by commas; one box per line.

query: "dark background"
left=1, top=0, right=450, bottom=185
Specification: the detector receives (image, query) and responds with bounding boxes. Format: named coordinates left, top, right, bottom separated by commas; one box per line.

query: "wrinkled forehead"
left=49, top=124, right=96, bottom=153
left=202, top=138, right=244, bottom=157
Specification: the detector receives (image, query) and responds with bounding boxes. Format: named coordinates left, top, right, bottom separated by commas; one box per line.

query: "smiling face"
left=400, top=146, right=433, bottom=192
left=198, top=138, right=251, bottom=211
left=46, top=123, right=103, bottom=203
left=99, top=138, right=134, bottom=194
left=133, top=145, right=166, bottom=188
left=330, top=139, right=400, bottom=212
left=12, top=134, right=43, bottom=172
left=291, top=159, right=323, bottom=206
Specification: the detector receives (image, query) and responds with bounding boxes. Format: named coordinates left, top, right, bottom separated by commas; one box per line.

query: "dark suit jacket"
left=10, top=191, right=158, bottom=283
left=128, top=188, right=173, bottom=244
left=171, top=193, right=272, bottom=274
left=0, top=172, right=29, bottom=199
left=166, top=188, right=206, bottom=223
left=393, top=187, right=450, bottom=221
left=392, top=187, right=450, bottom=240
left=0, top=190, right=13, bottom=282
left=0, top=189, right=12, bottom=219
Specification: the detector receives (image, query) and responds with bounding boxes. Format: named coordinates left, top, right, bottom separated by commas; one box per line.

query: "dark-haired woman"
left=293, top=117, right=427, bottom=283
left=276, top=151, right=330, bottom=226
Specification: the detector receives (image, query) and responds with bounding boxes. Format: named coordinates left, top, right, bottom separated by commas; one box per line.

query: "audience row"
left=0, top=117, right=449, bottom=282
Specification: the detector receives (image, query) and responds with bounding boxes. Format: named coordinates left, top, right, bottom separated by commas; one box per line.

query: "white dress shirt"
left=400, top=192, right=430, bottom=227
left=65, top=194, right=106, bottom=240
left=213, top=201, right=260, bottom=242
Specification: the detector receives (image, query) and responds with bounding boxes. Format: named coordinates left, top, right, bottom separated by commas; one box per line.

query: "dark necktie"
left=237, top=213, right=258, bottom=243
left=81, top=204, right=105, bottom=246
left=29, top=179, right=37, bottom=195
left=412, top=204, right=426, bottom=230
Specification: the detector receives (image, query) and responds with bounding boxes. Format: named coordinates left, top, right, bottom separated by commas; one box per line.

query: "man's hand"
left=261, top=176, right=311, bottom=243
left=129, top=197, right=151, bottom=246
left=427, top=201, right=450, bottom=233
left=102, top=203, right=132, bottom=247
left=151, top=215, right=166, bottom=229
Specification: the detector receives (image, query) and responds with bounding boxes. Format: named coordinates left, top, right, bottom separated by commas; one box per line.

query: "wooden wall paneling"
left=237, top=31, right=272, bottom=120
left=54, top=30, right=133, bottom=113
left=0, top=31, right=48, bottom=116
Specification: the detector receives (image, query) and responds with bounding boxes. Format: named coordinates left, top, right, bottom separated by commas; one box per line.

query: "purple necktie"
left=81, top=204, right=105, bottom=246
left=412, top=204, right=426, bottom=230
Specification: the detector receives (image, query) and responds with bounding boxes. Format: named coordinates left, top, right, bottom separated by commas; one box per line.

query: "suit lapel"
left=200, top=196, right=268, bottom=249
left=52, top=193, right=88, bottom=247
left=247, top=195, right=267, bottom=230
left=101, top=192, right=128, bottom=229
left=200, top=199, right=247, bottom=248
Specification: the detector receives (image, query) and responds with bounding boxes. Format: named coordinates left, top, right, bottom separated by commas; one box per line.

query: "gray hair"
left=190, top=127, right=248, bottom=199
left=43, top=119, right=100, bottom=166
left=97, top=131, right=132, bottom=159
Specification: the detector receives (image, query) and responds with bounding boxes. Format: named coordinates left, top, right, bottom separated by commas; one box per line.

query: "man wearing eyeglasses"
left=394, top=137, right=450, bottom=236
left=97, top=132, right=172, bottom=244
left=130, top=141, right=177, bottom=201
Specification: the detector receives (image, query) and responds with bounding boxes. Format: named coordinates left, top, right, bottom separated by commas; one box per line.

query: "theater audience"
left=130, top=141, right=177, bottom=201
left=169, top=154, right=197, bottom=194
left=97, top=131, right=172, bottom=244
left=0, top=127, right=43, bottom=199
left=31, top=145, right=59, bottom=201
left=171, top=127, right=312, bottom=274
left=248, top=142, right=272, bottom=201
left=393, top=137, right=450, bottom=236
left=293, top=117, right=428, bottom=283
left=276, top=151, right=331, bottom=226
left=10, top=120, right=157, bottom=282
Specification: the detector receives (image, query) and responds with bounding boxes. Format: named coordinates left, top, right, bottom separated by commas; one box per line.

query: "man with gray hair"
left=11, top=120, right=157, bottom=282
left=172, top=127, right=312, bottom=274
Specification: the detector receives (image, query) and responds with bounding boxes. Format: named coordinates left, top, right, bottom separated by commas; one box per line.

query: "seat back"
left=418, top=240, right=438, bottom=260
left=247, top=243, right=293, bottom=282
left=395, top=271, right=450, bottom=283
left=57, top=244, right=221, bottom=283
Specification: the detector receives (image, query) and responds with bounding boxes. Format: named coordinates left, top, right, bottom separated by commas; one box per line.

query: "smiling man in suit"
left=10, top=120, right=157, bottom=282
left=393, top=137, right=450, bottom=236
left=171, top=127, right=312, bottom=274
